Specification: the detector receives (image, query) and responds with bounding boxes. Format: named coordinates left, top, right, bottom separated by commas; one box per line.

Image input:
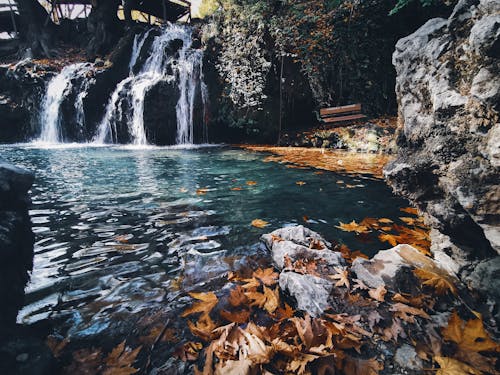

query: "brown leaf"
left=336, top=220, right=371, bottom=234
left=400, top=207, right=418, bottom=215
left=196, top=188, right=209, bottom=195
left=220, top=309, right=250, bottom=324
left=228, top=285, right=249, bottom=307
left=343, top=356, right=383, bottom=375
left=246, top=180, right=257, bottom=186
left=182, top=292, right=218, bottom=318
left=174, top=341, right=203, bottom=362
left=414, top=268, right=457, bottom=295
left=46, top=335, right=69, bottom=358
left=187, top=314, right=218, bottom=341
left=368, top=285, right=386, bottom=302
left=390, top=302, right=430, bottom=323
left=330, top=266, right=350, bottom=289
left=434, top=356, right=482, bottom=375
left=253, top=268, right=279, bottom=286
left=103, top=341, right=142, bottom=375
left=442, top=311, right=500, bottom=353
left=296, top=181, right=306, bottom=186
left=251, top=219, right=269, bottom=228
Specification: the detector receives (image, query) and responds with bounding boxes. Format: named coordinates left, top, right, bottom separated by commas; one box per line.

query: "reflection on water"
left=0, top=145, right=408, bottom=340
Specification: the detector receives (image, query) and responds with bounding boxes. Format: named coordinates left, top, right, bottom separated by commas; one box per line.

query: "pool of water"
left=0, top=144, right=409, bottom=342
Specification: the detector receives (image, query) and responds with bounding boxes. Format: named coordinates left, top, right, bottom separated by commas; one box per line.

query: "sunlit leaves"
left=181, top=292, right=218, bottom=318
left=251, top=219, right=269, bottom=228
left=336, top=220, right=371, bottom=234
left=414, top=268, right=457, bottom=295
left=434, top=356, right=482, bottom=375
left=253, top=267, right=279, bottom=286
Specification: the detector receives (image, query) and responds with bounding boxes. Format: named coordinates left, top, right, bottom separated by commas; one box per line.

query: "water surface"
left=0, top=145, right=409, bottom=340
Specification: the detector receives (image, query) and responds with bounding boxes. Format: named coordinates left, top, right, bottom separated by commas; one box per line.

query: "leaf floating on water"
left=400, top=207, right=418, bottom=215
left=103, top=341, right=142, bottom=375
left=434, top=356, right=482, bottom=375
left=196, top=188, right=209, bottom=195
left=336, top=220, right=371, bottom=234
left=251, top=219, right=269, bottom=228
left=246, top=180, right=257, bottom=186
left=296, top=181, right=306, bottom=186
left=230, top=186, right=243, bottom=191
left=377, top=218, right=393, bottom=224
left=179, top=187, right=188, bottom=193
left=181, top=292, right=218, bottom=318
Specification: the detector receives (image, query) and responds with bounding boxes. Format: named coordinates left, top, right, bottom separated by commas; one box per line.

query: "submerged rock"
left=386, top=0, right=499, bottom=262
left=0, top=160, right=34, bottom=338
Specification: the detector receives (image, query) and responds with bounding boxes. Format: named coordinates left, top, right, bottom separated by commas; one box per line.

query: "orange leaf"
left=251, top=219, right=269, bottom=228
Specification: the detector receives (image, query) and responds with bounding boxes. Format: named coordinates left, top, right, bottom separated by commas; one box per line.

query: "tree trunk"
left=86, top=0, right=123, bottom=58
left=15, top=0, right=56, bottom=58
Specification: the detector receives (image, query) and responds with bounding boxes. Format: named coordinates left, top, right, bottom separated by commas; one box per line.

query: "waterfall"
left=36, top=63, right=92, bottom=144
left=94, top=25, right=208, bottom=146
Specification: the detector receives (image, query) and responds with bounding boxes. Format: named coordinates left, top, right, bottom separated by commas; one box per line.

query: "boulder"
left=386, top=0, right=500, bottom=264
left=278, top=272, right=333, bottom=318
left=261, top=226, right=344, bottom=317
left=0, top=159, right=34, bottom=338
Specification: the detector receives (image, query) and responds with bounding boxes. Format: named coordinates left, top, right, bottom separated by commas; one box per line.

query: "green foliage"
left=196, top=0, right=219, bottom=18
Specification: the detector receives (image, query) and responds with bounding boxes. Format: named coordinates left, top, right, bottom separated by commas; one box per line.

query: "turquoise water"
left=1, top=145, right=408, bottom=340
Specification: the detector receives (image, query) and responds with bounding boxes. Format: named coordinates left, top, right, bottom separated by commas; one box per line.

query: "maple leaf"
left=400, top=207, right=418, bottom=215
left=245, top=287, right=280, bottom=314
left=103, top=341, right=142, bottom=375
left=286, top=353, right=318, bottom=375
left=181, top=292, right=218, bottom=317
left=228, top=285, right=249, bottom=307
left=187, top=313, right=218, bottom=341
left=434, top=356, right=482, bottom=375
left=196, top=188, right=209, bottom=195
left=414, top=268, right=457, bottom=295
left=390, top=303, right=430, bottom=322
left=214, top=359, right=253, bottom=375
left=230, top=186, right=243, bottom=191
left=253, top=267, right=279, bottom=286
left=442, top=311, right=500, bottom=353
left=330, top=266, right=350, bottom=289
left=377, top=218, right=393, bottom=224
left=378, top=232, right=399, bottom=247
left=368, top=285, right=387, bottom=302
left=241, top=277, right=261, bottom=290
left=251, top=219, right=269, bottom=228
left=381, top=318, right=406, bottom=342
left=220, top=309, right=250, bottom=324
left=270, top=234, right=284, bottom=242
left=343, top=356, right=383, bottom=375
left=46, top=335, right=69, bottom=358
left=174, top=341, right=203, bottom=362
left=336, top=220, right=371, bottom=234
left=296, top=181, right=306, bottom=186
left=246, top=180, right=257, bottom=186
left=309, top=238, right=325, bottom=250
left=274, top=303, right=295, bottom=321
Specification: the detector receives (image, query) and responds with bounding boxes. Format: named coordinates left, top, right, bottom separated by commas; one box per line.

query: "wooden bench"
left=317, top=103, right=367, bottom=124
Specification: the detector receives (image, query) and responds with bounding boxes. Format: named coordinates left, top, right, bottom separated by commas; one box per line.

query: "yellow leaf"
left=296, top=181, right=306, bottom=186
left=368, top=285, right=387, bottom=302
left=251, top=219, right=269, bottom=228
left=434, top=356, right=482, bottom=375
left=253, top=267, right=279, bottom=286
left=330, top=266, right=350, bottom=288
left=181, top=292, right=218, bottom=317
left=336, top=220, right=371, bottom=234
left=414, top=268, right=457, bottom=295
left=246, top=180, right=257, bottom=186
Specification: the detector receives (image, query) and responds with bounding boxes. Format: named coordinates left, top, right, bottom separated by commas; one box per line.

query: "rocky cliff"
left=385, top=0, right=499, bottom=307
left=0, top=160, right=34, bottom=338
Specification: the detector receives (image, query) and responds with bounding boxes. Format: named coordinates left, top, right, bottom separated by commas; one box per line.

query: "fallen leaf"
left=230, top=187, right=243, bottom=191
left=251, top=219, right=269, bottom=228
left=330, top=266, right=350, bottom=289
left=103, top=341, right=142, bottom=375
left=182, top=292, right=218, bottom=318
left=246, top=180, right=257, bottom=186
left=414, top=268, right=457, bottom=295
left=296, top=181, right=306, bottom=186
left=368, top=285, right=387, bottom=302
left=196, top=188, right=209, bottom=195
left=400, top=207, right=418, bottom=215
left=174, top=341, right=203, bottom=362
left=434, top=356, right=482, bottom=375
left=343, top=356, right=383, bottom=375
left=336, top=220, right=371, bottom=234
left=220, top=309, right=250, bottom=324
left=390, top=303, right=430, bottom=321
left=442, top=311, right=500, bottom=353
left=228, top=285, right=249, bottom=307
left=253, top=268, right=279, bottom=286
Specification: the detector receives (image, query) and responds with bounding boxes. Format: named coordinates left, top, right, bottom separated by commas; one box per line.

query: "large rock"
left=261, top=226, right=344, bottom=317
left=0, top=159, right=34, bottom=339
left=386, top=0, right=500, bottom=264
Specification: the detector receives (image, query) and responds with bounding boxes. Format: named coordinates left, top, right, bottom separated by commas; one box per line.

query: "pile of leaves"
left=243, top=146, right=392, bottom=178
left=176, top=256, right=499, bottom=374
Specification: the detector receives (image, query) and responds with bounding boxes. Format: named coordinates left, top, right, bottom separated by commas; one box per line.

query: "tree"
left=15, top=0, right=56, bottom=57
left=86, top=0, right=123, bottom=58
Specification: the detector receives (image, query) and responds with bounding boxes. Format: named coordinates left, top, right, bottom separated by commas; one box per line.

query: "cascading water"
left=94, top=25, right=208, bottom=146
left=36, top=63, right=92, bottom=144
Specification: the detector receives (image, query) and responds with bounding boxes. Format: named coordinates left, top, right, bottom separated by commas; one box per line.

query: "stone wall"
left=385, top=0, right=499, bottom=306
left=0, top=160, right=34, bottom=338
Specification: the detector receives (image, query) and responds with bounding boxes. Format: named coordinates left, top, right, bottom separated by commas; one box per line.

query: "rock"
left=386, top=0, right=500, bottom=264
left=351, top=244, right=443, bottom=291
left=261, top=225, right=343, bottom=271
left=278, top=272, right=334, bottom=318
left=394, top=344, right=423, bottom=371
left=465, top=256, right=500, bottom=321
left=0, top=160, right=34, bottom=338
